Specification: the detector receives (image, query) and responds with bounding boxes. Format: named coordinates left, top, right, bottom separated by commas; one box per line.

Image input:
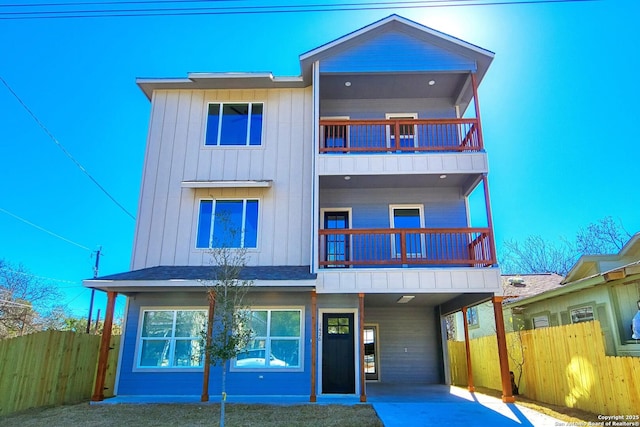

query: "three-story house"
left=86, top=14, right=514, bottom=403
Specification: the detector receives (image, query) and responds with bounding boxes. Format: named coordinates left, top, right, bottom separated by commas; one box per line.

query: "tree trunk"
left=220, top=359, right=227, bottom=427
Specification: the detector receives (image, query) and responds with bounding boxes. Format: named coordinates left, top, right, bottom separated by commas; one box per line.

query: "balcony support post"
left=471, top=73, right=485, bottom=150
left=91, top=290, right=117, bottom=402
left=482, top=174, right=498, bottom=265
left=358, top=293, right=367, bottom=402
left=461, top=306, right=475, bottom=392
left=493, top=296, right=516, bottom=403
left=310, top=290, right=317, bottom=402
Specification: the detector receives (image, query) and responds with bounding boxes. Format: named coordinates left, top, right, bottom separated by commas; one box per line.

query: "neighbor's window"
left=532, top=315, right=550, bottom=329
left=138, top=309, right=207, bottom=368
left=234, top=309, right=302, bottom=369
left=466, top=306, right=479, bottom=327
left=196, top=199, right=258, bottom=248
left=205, top=102, right=263, bottom=146
left=570, top=306, right=595, bottom=324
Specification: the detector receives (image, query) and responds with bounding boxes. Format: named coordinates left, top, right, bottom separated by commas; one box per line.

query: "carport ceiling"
left=364, top=293, right=461, bottom=308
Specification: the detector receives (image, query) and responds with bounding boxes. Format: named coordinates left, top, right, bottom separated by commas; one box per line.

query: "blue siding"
left=365, top=306, right=440, bottom=384
left=320, top=32, right=476, bottom=73
left=321, top=98, right=457, bottom=119
left=118, top=292, right=312, bottom=396
left=320, top=187, right=467, bottom=229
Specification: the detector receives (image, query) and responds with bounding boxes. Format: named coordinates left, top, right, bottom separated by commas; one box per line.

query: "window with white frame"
left=570, top=306, right=595, bottom=324
left=138, top=309, right=207, bottom=368
left=205, top=102, right=263, bottom=146
left=196, top=199, right=259, bottom=248
left=234, top=309, right=302, bottom=369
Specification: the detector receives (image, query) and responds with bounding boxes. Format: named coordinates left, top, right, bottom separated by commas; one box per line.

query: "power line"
left=1, top=267, right=83, bottom=286
left=0, top=0, right=599, bottom=20
left=0, top=206, right=93, bottom=251
left=0, top=0, right=247, bottom=7
left=0, top=76, right=136, bottom=220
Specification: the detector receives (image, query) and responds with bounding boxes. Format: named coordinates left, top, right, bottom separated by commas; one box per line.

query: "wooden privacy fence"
left=447, top=321, right=640, bottom=416
left=0, top=330, right=120, bottom=416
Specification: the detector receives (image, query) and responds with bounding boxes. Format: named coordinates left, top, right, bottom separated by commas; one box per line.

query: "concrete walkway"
left=99, top=385, right=566, bottom=427
left=367, top=384, right=564, bottom=427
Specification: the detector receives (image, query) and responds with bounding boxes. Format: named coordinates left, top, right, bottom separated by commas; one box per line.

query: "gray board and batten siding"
left=131, top=88, right=313, bottom=270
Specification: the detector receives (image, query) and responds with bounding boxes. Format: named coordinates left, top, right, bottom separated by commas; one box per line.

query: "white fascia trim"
left=84, top=279, right=317, bottom=289
left=181, top=180, right=273, bottom=189
left=188, top=72, right=304, bottom=83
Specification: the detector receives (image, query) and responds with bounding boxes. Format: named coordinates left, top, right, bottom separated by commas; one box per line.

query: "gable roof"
left=563, top=232, right=640, bottom=284
left=137, top=14, right=494, bottom=102
left=299, top=14, right=494, bottom=82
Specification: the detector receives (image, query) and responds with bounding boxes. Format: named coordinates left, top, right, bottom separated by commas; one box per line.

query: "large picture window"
left=196, top=199, right=259, bottom=248
left=138, top=309, right=207, bottom=369
left=205, top=102, right=263, bottom=146
left=234, top=309, right=302, bottom=369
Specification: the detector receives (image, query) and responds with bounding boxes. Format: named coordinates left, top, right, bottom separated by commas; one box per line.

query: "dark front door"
left=322, top=313, right=355, bottom=394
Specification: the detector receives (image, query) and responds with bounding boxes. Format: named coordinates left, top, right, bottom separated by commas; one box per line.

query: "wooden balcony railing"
left=320, top=118, right=482, bottom=153
left=318, top=227, right=495, bottom=268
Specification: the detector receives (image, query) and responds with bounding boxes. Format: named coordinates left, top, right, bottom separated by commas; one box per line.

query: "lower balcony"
left=318, top=228, right=495, bottom=268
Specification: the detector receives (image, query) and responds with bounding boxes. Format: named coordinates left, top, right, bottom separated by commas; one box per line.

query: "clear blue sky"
left=1, top=0, right=638, bottom=318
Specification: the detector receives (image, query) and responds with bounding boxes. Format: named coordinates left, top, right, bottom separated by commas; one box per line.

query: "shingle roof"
left=501, top=273, right=564, bottom=300
left=95, top=265, right=316, bottom=281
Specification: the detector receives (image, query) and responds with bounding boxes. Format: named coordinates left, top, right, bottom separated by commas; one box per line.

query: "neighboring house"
left=85, top=15, right=513, bottom=401
left=504, top=234, right=640, bottom=357
left=449, top=273, right=564, bottom=340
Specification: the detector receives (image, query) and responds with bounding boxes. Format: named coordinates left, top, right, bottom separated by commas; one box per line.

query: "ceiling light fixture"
left=397, top=295, right=415, bottom=304
left=428, top=80, right=436, bottom=86
left=344, top=176, right=351, bottom=181
left=345, top=81, right=352, bottom=87
left=439, top=174, right=447, bottom=179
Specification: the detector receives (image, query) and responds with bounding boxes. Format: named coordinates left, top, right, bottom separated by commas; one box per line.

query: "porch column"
left=310, top=290, right=317, bottom=402
left=493, top=296, right=515, bottom=403
left=471, top=72, right=485, bottom=150
left=201, top=291, right=216, bottom=402
left=358, top=293, right=366, bottom=402
left=91, top=290, right=117, bottom=402
left=482, top=174, right=498, bottom=265
left=461, top=306, right=475, bottom=392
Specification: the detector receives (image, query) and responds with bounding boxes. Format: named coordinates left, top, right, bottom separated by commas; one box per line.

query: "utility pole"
left=86, top=246, right=102, bottom=334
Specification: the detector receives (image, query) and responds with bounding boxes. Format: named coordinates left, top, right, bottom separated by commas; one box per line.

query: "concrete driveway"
left=367, top=384, right=564, bottom=427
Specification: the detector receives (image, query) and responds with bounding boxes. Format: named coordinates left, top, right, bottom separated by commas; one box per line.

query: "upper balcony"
left=320, top=118, right=482, bottom=154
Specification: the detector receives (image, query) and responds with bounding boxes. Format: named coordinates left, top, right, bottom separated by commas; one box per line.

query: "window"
left=138, top=309, right=207, bottom=369
left=234, top=309, right=302, bottom=369
left=466, top=306, right=479, bottom=327
left=570, top=306, right=595, bottom=324
left=532, top=315, right=550, bottom=329
left=205, top=102, right=263, bottom=146
left=390, top=205, right=425, bottom=259
left=196, top=199, right=258, bottom=248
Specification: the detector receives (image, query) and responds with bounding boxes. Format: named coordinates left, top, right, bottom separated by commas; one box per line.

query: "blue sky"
left=1, top=0, right=638, bottom=318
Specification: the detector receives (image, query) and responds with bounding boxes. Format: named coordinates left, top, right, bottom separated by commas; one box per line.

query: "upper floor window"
left=196, top=199, right=259, bottom=249
left=205, top=102, right=263, bottom=146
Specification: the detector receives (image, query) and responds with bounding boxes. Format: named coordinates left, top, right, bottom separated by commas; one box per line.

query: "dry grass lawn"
left=472, top=386, right=600, bottom=424
left=0, top=402, right=383, bottom=427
